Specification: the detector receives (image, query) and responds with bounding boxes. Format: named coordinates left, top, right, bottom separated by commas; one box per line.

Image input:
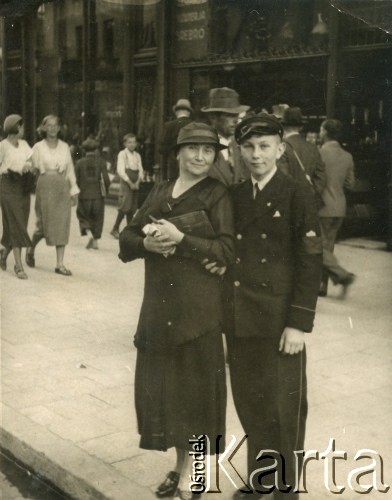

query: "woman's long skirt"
left=0, top=174, right=32, bottom=248
left=35, top=172, right=71, bottom=246
left=135, top=332, right=226, bottom=454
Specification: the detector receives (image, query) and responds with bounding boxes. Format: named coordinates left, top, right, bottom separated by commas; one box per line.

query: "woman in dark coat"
left=119, top=122, right=234, bottom=500
left=0, top=114, right=34, bottom=279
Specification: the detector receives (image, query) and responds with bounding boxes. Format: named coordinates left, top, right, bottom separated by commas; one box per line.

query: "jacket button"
left=261, top=283, right=268, bottom=287
left=261, top=258, right=267, bottom=264
left=236, top=234, right=242, bottom=240
left=261, top=233, right=267, bottom=239
left=234, top=281, right=240, bottom=287
left=167, top=321, right=172, bottom=326
left=236, top=257, right=241, bottom=264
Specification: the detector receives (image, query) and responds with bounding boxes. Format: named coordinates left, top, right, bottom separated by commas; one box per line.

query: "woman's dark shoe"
left=55, top=266, right=72, bottom=276
left=14, top=265, right=28, bottom=280
left=155, top=471, right=180, bottom=498
left=25, top=249, right=35, bottom=268
left=0, top=248, right=8, bottom=271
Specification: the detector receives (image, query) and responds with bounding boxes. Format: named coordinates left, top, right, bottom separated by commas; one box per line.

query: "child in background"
left=110, top=133, right=144, bottom=239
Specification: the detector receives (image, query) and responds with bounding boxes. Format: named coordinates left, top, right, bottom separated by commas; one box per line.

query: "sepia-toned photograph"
left=0, top=0, right=391, bottom=499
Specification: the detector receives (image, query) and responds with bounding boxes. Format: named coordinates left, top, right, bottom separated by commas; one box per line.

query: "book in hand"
left=168, top=210, right=215, bottom=239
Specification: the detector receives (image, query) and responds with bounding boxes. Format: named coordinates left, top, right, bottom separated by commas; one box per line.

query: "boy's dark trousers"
left=227, top=335, right=307, bottom=499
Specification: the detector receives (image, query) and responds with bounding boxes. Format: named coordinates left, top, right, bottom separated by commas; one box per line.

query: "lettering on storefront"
left=175, top=0, right=208, bottom=61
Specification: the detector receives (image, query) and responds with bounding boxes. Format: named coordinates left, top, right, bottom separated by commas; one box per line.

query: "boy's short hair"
left=123, top=133, right=137, bottom=143
left=321, top=119, right=343, bottom=141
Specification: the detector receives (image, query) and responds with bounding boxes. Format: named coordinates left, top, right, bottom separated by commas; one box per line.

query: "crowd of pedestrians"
left=1, top=90, right=357, bottom=499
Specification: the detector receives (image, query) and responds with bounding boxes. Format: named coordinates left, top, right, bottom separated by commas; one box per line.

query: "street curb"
left=1, top=405, right=151, bottom=500
left=338, top=239, right=387, bottom=251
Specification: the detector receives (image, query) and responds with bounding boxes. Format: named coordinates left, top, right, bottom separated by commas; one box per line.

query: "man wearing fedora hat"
left=159, top=98, right=193, bottom=180
left=202, top=87, right=250, bottom=186
left=278, top=106, right=326, bottom=197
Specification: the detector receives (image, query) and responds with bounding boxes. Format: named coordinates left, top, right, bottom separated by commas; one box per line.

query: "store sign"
left=175, top=0, right=209, bottom=61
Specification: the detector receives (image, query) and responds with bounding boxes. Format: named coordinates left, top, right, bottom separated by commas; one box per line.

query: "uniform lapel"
left=235, top=171, right=287, bottom=230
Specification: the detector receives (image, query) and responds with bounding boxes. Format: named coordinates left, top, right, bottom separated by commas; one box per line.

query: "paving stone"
left=1, top=204, right=391, bottom=500
left=77, top=431, right=141, bottom=463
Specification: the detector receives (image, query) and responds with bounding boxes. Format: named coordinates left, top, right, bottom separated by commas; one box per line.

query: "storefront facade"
left=1, top=0, right=391, bottom=245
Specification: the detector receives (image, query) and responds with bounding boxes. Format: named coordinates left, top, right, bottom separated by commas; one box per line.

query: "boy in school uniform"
left=208, top=114, right=322, bottom=499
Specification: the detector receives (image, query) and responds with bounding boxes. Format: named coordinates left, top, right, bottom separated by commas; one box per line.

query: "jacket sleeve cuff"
left=177, top=234, right=211, bottom=256
left=287, top=304, right=316, bottom=333
left=118, top=234, right=147, bottom=262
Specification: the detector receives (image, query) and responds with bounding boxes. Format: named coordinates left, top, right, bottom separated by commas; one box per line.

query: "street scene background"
left=1, top=198, right=391, bottom=499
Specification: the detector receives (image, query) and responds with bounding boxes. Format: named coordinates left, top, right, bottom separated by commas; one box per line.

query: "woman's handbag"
left=22, top=171, right=38, bottom=195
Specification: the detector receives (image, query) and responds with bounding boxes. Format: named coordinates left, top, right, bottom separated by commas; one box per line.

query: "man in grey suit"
left=278, top=107, right=326, bottom=201
left=318, top=119, right=356, bottom=297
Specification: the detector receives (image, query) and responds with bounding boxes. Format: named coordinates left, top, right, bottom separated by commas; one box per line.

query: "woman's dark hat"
left=82, top=138, right=100, bottom=151
left=173, top=98, right=193, bottom=114
left=176, top=122, right=227, bottom=150
left=281, top=107, right=307, bottom=126
left=235, top=114, right=284, bottom=144
left=3, top=114, right=23, bottom=134
left=201, top=87, right=250, bottom=115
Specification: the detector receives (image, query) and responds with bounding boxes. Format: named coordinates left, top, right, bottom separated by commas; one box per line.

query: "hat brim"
left=201, top=105, right=250, bottom=114
left=174, top=140, right=227, bottom=151
left=173, top=105, right=193, bottom=114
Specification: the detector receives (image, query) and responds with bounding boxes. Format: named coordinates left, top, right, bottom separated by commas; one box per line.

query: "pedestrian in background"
left=202, top=87, right=250, bottom=186
left=278, top=107, right=326, bottom=205
left=0, top=114, right=34, bottom=279
left=75, top=138, right=111, bottom=250
left=119, top=122, right=234, bottom=500
left=110, top=133, right=144, bottom=239
left=26, top=115, right=79, bottom=276
left=158, top=98, right=193, bottom=180
left=319, top=118, right=356, bottom=297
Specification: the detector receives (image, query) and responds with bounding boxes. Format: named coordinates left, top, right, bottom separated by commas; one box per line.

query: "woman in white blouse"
left=26, top=115, right=79, bottom=276
left=0, top=115, right=34, bottom=279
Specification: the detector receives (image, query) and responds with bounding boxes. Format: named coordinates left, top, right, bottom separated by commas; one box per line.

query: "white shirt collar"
left=219, top=135, right=230, bottom=161
left=251, top=166, right=277, bottom=197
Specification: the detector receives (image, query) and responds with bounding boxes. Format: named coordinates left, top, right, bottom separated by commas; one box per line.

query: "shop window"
left=5, top=18, right=22, bottom=51
left=103, top=19, right=114, bottom=59
left=141, top=4, right=157, bottom=49
left=75, top=25, right=83, bottom=59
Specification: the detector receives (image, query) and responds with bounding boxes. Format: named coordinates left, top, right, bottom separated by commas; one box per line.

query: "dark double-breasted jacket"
left=225, top=170, right=323, bottom=339
left=119, top=177, right=235, bottom=351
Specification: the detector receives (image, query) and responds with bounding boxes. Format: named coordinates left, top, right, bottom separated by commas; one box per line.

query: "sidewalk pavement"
left=1, top=200, right=392, bottom=500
